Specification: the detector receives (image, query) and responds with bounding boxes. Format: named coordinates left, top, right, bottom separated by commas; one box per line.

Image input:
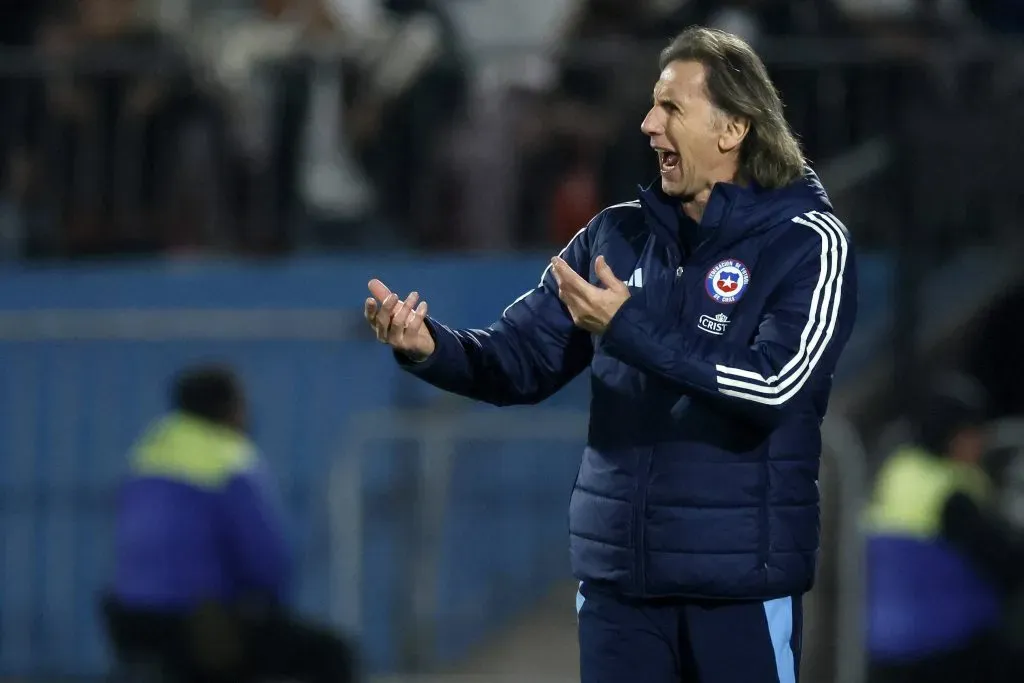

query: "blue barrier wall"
left=0, top=253, right=892, bottom=677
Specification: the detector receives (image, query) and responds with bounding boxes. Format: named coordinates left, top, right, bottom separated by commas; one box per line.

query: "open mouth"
left=657, top=150, right=680, bottom=173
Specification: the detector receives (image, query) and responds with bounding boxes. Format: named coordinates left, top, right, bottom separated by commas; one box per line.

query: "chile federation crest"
left=705, top=259, right=750, bottom=304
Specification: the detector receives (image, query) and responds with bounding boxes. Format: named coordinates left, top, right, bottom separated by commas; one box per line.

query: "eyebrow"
left=653, top=92, right=678, bottom=107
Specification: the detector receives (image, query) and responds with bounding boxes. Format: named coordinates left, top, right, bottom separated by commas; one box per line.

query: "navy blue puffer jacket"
left=398, top=169, right=857, bottom=600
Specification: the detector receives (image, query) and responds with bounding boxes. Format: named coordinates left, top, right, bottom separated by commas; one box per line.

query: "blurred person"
left=104, top=365, right=358, bottom=683
left=440, top=0, right=613, bottom=249
left=865, top=375, right=1024, bottom=683
left=704, top=0, right=767, bottom=47
left=700, top=0, right=852, bottom=48
left=549, top=147, right=602, bottom=245
left=834, top=0, right=985, bottom=54
left=202, top=0, right=378, bottom=250
left=346, top=0, right=469, bottom=246
left=522, top=0, right=677, bottom=246
left=0, top=1, right=51, bottom=259
left=15, top=0, right=208, bottom=257
left=204, top=0, right=465, bottom=249
left=968, top=285, right=1024, bottom=419
left=365, top=26, right=857, bottom=683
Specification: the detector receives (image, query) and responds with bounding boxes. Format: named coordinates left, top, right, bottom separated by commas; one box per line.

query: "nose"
left=641, top=106, right=663, bottom=138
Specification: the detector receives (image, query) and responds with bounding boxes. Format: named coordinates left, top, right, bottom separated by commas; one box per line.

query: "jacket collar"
left=637, top=179, right=748, bottom=258
left=637, top=168, right=829, bottom=259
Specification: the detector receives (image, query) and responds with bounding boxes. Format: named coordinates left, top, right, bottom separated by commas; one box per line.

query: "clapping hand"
left=550, top=256, right=630, bottom=334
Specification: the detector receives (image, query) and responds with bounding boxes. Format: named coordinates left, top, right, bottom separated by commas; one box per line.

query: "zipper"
left=759, top=455, right=770, bottom=573
left=633, top=446, right=654, bottom=595
left=670, top=248, right=688, bottom=321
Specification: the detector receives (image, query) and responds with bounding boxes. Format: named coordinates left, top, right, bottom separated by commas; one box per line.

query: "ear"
left=718, top=114, right=750, bottom=155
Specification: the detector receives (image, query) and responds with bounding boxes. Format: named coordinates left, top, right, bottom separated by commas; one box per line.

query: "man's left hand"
left=551, top=255, right=630, bottom=334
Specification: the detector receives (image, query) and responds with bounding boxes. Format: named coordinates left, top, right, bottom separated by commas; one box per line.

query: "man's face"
left=640, top=60, right=729, bottom=199
left=949, top=426, right=986, bottom=465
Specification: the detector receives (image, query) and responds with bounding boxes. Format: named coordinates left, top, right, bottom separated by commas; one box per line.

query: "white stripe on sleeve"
left=714, top=211, right=849, bottom=405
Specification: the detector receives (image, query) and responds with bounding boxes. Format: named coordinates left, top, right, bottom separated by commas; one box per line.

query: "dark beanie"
left=915, top=373, right=989, bottom=456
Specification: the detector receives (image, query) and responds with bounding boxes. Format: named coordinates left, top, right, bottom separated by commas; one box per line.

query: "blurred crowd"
left=0, top=0, right=1021, bottom=259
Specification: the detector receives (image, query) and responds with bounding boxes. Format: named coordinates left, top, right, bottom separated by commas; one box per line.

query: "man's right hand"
left=365, top=279, right=435, bottom=362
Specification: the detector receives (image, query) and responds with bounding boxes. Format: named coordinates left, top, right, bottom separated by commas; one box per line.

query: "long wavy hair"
left=660, top=27, right=805, bottom=189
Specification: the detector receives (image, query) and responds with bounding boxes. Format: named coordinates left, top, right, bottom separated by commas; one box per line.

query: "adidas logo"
left=625, top=268, right=644, bottom=288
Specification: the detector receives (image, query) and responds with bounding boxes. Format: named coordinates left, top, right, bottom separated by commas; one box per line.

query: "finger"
left=374, top=314, right=390, bottom=343
left=376, top=292, right=399, bottom=321
left=388, top=292, right=419, bottom=342
left=405, top=301, right=428, bottom=336
left=594, top=256, right=626, bottom=291
left=368, top=278, right=392, bottom=302
left=387, top=301, right=409, bottom=343
left=395, top=292, right=420, bottom=331
left=551, top=256, right=587, bottom=292
left=376, top=290, right=407, bottom=339
left=374, top=292, right=399, bottom=341
left=550, top=258, right=564, bottom=287
left=552, top=267, right=578, bottom=304
left=364, top=297, right=377, bottom=322
left=556, top=281, right=574, bottom=304
left=556, top=284, right=581, bottom=313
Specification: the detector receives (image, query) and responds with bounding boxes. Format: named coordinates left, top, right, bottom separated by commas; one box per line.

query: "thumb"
left=595, top=256, right=626, bottom=291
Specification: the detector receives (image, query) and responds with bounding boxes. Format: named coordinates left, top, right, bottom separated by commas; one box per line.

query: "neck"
left=681, top=192, right=710, bottom=223
left=681, top=162, right=742, bottom=223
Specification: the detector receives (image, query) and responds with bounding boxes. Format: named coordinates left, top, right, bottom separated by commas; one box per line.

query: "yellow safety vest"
left=865, top=446, right=990, bottom=538
left=130, top=413, right=256, bottom=489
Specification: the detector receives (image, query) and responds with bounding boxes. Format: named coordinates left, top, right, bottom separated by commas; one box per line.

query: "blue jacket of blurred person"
left=113, top=366, right=293, bottom=611
left=865, top=376, right=1002, bottom=663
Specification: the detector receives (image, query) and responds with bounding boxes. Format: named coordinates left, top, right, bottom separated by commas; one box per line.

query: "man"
left=365, top=26, right=857, bottom=683
left=106, top=365, right=357, bottom=682
left=866, top=376, right=1024, bottom=683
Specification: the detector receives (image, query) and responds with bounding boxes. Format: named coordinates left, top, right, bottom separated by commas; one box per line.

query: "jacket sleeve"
left=218, top=460, right=294, bottom=603
left=601, top=217, right=856, bottom=427
left=396, top=226, right=595, bottom=406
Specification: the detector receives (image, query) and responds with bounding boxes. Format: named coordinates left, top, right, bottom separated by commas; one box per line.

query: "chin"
left=660, top=176, right=688, bottom=197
